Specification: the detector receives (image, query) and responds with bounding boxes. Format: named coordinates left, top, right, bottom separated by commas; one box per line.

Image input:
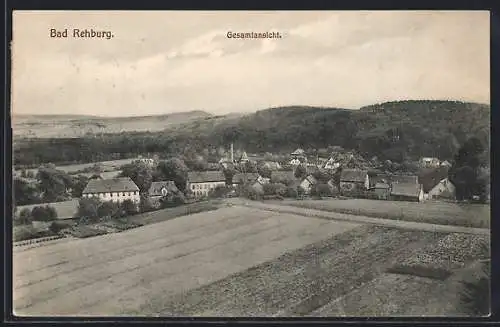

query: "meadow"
left=271, top=198, right=490, bottom=229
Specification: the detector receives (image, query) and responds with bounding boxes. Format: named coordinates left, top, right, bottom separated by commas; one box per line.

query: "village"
left=13, top=143, right=472, bottom=243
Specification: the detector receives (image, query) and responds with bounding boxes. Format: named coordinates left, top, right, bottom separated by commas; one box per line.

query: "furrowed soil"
left=14, top=206, right=359, bottom=316
left=151, top=225, right=444, bottom=317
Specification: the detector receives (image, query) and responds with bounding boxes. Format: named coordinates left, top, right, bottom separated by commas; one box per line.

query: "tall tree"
left=157, top=158, right=189, bottom=192
left=36, top=167, right=72, bottom=202
left=119, top=161, right=153, bottom=194
left=449, top=137, right=487, bottom=201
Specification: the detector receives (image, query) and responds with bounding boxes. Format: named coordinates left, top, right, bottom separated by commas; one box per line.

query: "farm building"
left=232, top=172, right=260, bottom=186
left=419, top=157, right=441, bottom=168
left=391, top=183, right=424, bottom=202
left=300, top=175, right=318, bottom=195
left=290, top=148, right=305, bottom=157
left=261, top=161, right=282, bottom=171
left=148, top=181, right=179, bottom=208
left=82, top=177, right=140, bottom=204
left=340, top=169, right=370, bottom=195
left=390, top=175, right=419, bottom=185
left=419, top=167, right=455, bottom=200
left=187, top=171, right=226, bottom=198
left=371, top=182, right=391, bottom=200
left=239, top=152, right=249, bottom=164
left=440, top=160, right=452, bottom=168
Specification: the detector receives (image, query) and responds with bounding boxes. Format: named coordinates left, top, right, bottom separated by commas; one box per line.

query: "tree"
left=222, top=165, right=237, bottom=186
left=121, top=199, right=138, bottom=216
left=286, top=186, right=298, bottom=198
left=36, top=166, right=72, bottom=202
left=77, top=198, right=101, bottom=223
left=157, top=158, right=189, bottom=192
left=14, top=178, right=40, bottom=205
left=120, top=161, right=153, bottom=194
left=294, top=164, right=307, bottom=179
left=98, top=201, right=120, bottom=218
left=244, top=160, right=258, bottom=173
left=139, top=194, right=154, bottom=213
left=71, top=175, right=89, bottom=198
left=449, top=137, right=487, bottom=201
left=257, top=164, right=272, bottom=179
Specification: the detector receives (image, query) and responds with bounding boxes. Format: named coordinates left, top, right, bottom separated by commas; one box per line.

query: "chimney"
left=230, top=143, right=234, bottom=162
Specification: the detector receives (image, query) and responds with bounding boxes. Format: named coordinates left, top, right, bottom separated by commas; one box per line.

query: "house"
left=440, top=160, right=452, bottom=168
left=82, top=177, right=140, bottom=204
left=187, top=171, right=226, bottom=198
left=420, top=157, right=441, bottom=168
left=299, top=175, right=318, bottom=194
left=419, top=167, right=454, bottom=200
left=239, top=152, right=249, bottom=164
left=323, top=151, right=370, bottom=170
left=427, top=178, right=456, bottom=200
left=291, top=148, right=305, bottom=157
left=148, top=181, right=179, bottom=208
left=323, top=157, right=341, bottom=170
left=391, top=182, right=424, bottom=202
left=261, top=161, right=282, bottom=171
left=340, top=169, right=370, bottom=195
left=289, top=158, right=302, bottom=166
left=372, top=182, right=391, bottom=200
left=135, top=158, right=156, bottom=167
left=232, top=172, right=260, bottom=187
left=390, top=175, right=419, bottom=185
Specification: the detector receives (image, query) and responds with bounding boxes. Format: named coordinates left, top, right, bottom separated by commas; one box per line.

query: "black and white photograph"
left=11, top=10, right=490, bottom=317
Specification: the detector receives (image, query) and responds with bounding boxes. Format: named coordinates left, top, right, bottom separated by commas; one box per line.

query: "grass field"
left=270, top=199, right=490, bottom=229
left=13, top=205, right=490, bottom=317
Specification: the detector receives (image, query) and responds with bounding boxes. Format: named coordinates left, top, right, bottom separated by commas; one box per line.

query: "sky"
left=11, top=11, right=490, bottom=117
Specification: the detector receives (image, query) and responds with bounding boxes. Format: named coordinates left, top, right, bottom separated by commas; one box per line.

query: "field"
left=13, top=205, right=489, bottom=317
left=12, top=111, right=211, bottom=138
left=270, top=198, right=490, bottom=229
left=15, top=159, right=134, bottom=177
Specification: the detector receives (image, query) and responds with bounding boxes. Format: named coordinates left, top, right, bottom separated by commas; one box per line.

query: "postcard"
left=11, top=10, right=490, bottom=317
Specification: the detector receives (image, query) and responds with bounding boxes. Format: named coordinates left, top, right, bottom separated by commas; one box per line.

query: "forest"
left=13, top=100, right=490, bottom=168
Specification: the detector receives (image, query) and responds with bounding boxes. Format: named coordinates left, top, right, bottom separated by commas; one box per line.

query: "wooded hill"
left=13, top=100, right=490, bottom=167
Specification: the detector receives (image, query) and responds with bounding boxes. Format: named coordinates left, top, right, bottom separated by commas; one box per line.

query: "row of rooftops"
left=81, top=165, right=451, bottom=199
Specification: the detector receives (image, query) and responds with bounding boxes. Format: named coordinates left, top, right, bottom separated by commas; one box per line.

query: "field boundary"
left=237, top=203, right=490, bottom=236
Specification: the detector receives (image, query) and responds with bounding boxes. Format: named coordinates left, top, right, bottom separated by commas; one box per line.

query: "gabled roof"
left=391, top=183, right=421, bottom=197
left=148, top=181, right=178, bottom=197
left=240, top=152, right=249, bottom=161
left=233, top=172, right=260, bottom=184
left=188, top=171, right=226, bottom=183
left=418, top=167, right=450, bottom=193
left=291, top=148, right=305, bottom=155
left=304, top=175, right=318, bottom=185
left=374, top=182, right=391, bottom=189
left=82, top=177, right=139, bottom=194
left=390, top=175, right=419, bottom=185
left=340, top=169, right=368, bottom=182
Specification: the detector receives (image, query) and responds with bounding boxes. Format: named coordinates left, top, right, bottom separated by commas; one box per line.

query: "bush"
left=49, top=220, right=73, bottom=234
left=121, top=199, right=139, bottom=216
left=16, top=208, right=33, bottom=225
left=314, top=183, right=333, bottom=197
left=285, top=186, right=298, bottom=198
left=31, top=205, right=58, bottom=222
left=77, top=197, right=101, bottom=223
left=98, top=201, right=120, bottom=219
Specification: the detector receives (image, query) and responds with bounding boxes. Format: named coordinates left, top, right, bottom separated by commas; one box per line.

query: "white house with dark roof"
left=188, top=171, right=226, bottom=197
left=148, top=181, right=179, bottom=208
left=81, top=177, right=140, bottom=204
